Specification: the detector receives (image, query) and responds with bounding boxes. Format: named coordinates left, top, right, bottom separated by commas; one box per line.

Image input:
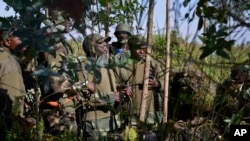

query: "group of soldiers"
left=0, top=9, right=165, bottom=141
left=2, top=8, right=250, bottom=141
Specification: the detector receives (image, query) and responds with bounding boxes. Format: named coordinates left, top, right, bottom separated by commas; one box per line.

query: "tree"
left=184, top=0, right=250, bottom=60
left=139, top=0, right=154, bottom=124
left=163, top=0, right=171, bottom=124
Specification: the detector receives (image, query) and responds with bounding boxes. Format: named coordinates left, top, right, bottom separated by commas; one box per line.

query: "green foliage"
left=124, top=126, right=138, bottom=141
left=75, top=0, right=145, bottom=34
left=199, top=24, right=235, bottom=59
left=183, top=0, right=250, bottom=60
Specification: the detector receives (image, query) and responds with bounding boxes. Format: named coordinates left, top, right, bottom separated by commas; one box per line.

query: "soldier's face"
left=94, top=42, right=109, bottom=57
left=135, top=46, right=147, bottom=60
left=116, top=32, right=130, bottom=43
left=231, top=70, right=248, bottom=83
left=3, top=35, right=23, bottom=51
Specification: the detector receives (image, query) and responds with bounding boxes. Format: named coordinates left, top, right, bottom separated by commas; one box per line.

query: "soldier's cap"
left=83, top=33, right=111, bottom=48
left=231, top=64, right=250, bottom=72
left=0, top=29, right=20, bottom=41
left=128, top=34, right=149, bottom=49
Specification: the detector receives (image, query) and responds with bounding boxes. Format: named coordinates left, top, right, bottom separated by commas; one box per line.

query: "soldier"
left=214, top=63, right=250, bottom=137
left=80, top=33, right=121, bottom=140
left=38, top=9, right=80, bottom=136
left=110, top=23, right=133, bottom=58
left=117, top=34, right=164, bottom=128
left=0, top=27, right=27, bottom=139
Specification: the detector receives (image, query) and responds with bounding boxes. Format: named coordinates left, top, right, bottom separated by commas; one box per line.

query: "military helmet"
left=114, top=23, right=133, bottom=36
left=128, top=34, right=148, bottom=49
left=231, top=64, right=250, bottom=73
left=82, top=33, right=111, bottom=57
left=231, top=64, right=250, bottom=81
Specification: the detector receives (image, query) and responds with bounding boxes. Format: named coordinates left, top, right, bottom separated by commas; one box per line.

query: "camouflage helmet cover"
left=82, top=33, right=111, bottom=57
left=114, top=23, right=133, bottom=36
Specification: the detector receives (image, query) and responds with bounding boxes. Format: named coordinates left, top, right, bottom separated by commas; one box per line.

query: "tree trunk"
left=139, top=0, right=154, bottom=123
left=105, top=2, right=110, bottom=36
left=163, top=0, right=171, bottom=124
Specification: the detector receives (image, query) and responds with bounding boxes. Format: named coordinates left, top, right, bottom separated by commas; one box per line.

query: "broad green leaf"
left=216, top=30, right=228, bottom=38
left=99, top=0, right=108, bottom=6
left=199, top=47, right=216, bottom=60
left=245, top=4, right=250, bottom=10
left=183, top=0, right=191, bottom=7
left=216, top=49, right=230, bottom=59
left=0, top=17, right=11, bottom=29
left=208, top=24, right=216, bottom=34
left=204, top=6, right=217, bottom=18
left=227, top=108, right=245, bottom=128
left=224, top=40, right=235, bottom=51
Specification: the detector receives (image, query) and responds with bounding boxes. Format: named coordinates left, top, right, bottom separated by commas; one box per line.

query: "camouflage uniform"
left=214, top=64, right=250, bottom=138
left=117, top=35, right=164, bottom=127
left=39, top=53, right=79, bottom=136
left=0, top=47, right=26, bottom=116
left=39, top=10, right=78, bottom=136
left=0, top=29, right=26, bottom=139
left=80, top=33, right=121, bottom=140
left=110, top=23, right=133, bottom=59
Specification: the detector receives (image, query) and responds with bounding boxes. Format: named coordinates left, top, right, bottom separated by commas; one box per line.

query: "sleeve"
left=0, top=56, right=26, bottom=117
left=154, top=60, right=165, bottom=91
left=1, top=71, right=26, bottom=99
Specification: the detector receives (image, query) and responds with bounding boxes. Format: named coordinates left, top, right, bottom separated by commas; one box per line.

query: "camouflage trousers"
left=41, top=109, right=78, bottom=136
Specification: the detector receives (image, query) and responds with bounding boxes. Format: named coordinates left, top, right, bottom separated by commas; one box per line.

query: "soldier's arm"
left=149, top=60, right=164, bottom=91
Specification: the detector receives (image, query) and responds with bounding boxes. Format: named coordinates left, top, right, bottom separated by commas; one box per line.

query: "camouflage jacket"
left=84, top=56, right=117, bottom=120
left=0, top=47, right=26, bottom=117
left=116, top=58, right=164, bottom=122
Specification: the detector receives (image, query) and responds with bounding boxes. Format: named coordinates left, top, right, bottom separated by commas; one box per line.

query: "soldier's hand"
left=87, top=82, right=95, bottom=93
left=148, top=78, right=160, bottom=89
left=121, top=85, right=134, bottom=96
left=114, top=91, right=120, bottom=102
